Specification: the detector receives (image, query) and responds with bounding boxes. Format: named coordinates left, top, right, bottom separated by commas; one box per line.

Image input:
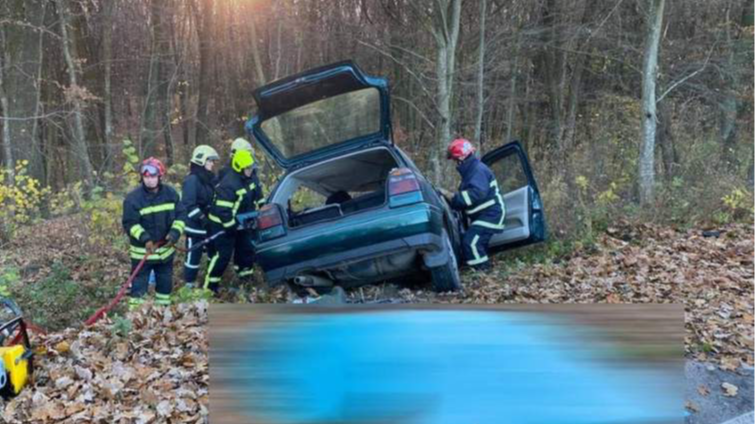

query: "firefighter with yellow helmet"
left=204, top=146, right=264, bottom=293
left=218, top=137, right=254, bottom=181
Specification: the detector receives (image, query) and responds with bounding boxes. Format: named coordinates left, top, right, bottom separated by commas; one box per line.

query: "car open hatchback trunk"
left=275, top=147, right=399, bottom=228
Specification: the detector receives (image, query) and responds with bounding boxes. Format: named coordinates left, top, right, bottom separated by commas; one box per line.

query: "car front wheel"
left=429, top=229, right=461, bottom=292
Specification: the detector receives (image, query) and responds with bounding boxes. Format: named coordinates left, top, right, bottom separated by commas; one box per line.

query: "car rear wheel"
left=430, top=229, right=461, bottom=292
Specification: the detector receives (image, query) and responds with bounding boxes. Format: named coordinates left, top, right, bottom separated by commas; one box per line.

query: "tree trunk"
left=541, top=0, right=566, bottom=150
left=639, top=0, right=665, bottom=205
left=504, top=34, right=521, bottom=144
left=740, top=0, right=755, bottom=189
left=473, top=0, right=487, bottom=144
left=0, top=44, right=12, bottom=184
left=58, top=0, right=95, bottom=190
left=137, top=0, right=174, bottom=164
left=431, top=0, right=461, bottom=186
left=656, top=100, right=678, bottom=181
left=719, top=2, right=746, bottom=169
left=102, top=0, right=114, bottom=169
left=0, top=0, right=46, bottom=182
left=157, top=0, right=174, bottom=165
left=249, top=13, right=267, bottom=86
left=195, top=0, right=214, bottom=146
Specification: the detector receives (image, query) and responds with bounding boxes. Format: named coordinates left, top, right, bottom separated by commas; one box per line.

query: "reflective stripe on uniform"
left=155, top=293, right=171, bottom=305
left=184, top=238, right=196, bottom=268
left=139, top=203, right=175, bottom=216
left=204, top=254, right=221, bottom=289
left=171, top=220, right=185, bottom=234
left=188, top=208, right=202, bottom=218
left=184, top=227, right=207, bottom=235
left=471, top=220, right=505, bottom=230
left=467, top=199, right=495, bottom=214
left=129, top=245, right=175, bottom=261
left=467, top=234, right=489, bottom=265
left=470, top=179, right=506, bottom=231
left=208, top=213, right=235, bottom=228
left=461, top=190, right=472, bottom=206
left=238, top=269, right=254, bottom=277
left=128, top=297, right=146, bottom=310
left=216, top=200, right=234, bottom=208
left=467, top=255, right=489, bottom=265
left=129, top=224, right=146, bottom=240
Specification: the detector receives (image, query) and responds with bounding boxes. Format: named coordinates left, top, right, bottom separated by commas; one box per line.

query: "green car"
left=245, top=61, right=546, bottom=293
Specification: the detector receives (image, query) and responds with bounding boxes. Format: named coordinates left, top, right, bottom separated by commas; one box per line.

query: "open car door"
left=481, top=141, right=546, bottom=253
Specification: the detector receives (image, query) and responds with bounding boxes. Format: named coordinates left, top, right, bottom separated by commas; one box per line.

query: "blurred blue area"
left=219, top=310, right=682, bottom=424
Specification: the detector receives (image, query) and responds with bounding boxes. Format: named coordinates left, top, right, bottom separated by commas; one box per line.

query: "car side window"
left=487, top=152, right=528, bottom=194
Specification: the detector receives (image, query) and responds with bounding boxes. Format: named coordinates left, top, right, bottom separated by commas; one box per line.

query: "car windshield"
left=259, top=87, right=381, bottom=159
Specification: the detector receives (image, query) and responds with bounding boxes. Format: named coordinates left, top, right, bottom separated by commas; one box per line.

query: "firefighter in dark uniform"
left=204, top=148, right=264, bottom=293
left=441, top=138, right=506, bottom=271
left=217, top=137, right=264, bottom=278
left=180, top=145, right=220, bottom=288
left=122, top=157, right=186, bottom=309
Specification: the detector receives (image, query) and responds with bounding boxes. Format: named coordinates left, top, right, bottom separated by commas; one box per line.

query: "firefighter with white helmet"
left=179, top=145, right=220, bottom=288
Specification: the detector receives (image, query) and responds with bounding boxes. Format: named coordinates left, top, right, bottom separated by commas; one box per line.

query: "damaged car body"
left=246, top=61, right=546, bottom=293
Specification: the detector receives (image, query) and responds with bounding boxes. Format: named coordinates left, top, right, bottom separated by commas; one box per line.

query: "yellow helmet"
left=232, top=149, right=255, bottom=173
left=190, top=145, right=219, bottom=166
left=231, top=137, right=253, bottom=154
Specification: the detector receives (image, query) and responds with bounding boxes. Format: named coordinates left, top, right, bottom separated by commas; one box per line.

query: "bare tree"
left=101, top=0, right=115, bottom=168
left=0, top=0, right=46, bottom=181
left=195, top=0, right=214, bottom=146
left=0, top=33, right=12, bottom=183
left=430, top=0, right=461, bottom=184
left=58, top=0, right=95, bottom=190
left=473, top=0, right=486, bottom=143
left=639, top=0, right=665, bottom=205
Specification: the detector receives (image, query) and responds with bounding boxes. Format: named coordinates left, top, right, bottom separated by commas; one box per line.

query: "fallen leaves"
left=697, top=385, right=709, bottom=396
left=1, top=301, right=209, bottom=423
left=722, top=382, right=739, bottom=397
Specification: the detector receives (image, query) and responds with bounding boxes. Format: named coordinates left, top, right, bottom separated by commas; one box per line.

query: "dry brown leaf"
left=722, top=382, right=738, bottom=397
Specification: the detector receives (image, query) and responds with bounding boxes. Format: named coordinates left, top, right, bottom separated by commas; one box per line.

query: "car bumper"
left=262, top=233, right=443, bottom=286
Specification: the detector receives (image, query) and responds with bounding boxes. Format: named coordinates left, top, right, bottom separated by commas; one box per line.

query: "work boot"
left=471, top=262, right=492, bottom=272
left=127, top=296, right=146, bottom=312
left=155, top=293, right=172, bottom=307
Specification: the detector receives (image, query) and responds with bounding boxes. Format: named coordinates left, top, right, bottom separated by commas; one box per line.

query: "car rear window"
left=260, top=88, right=381, bottom=159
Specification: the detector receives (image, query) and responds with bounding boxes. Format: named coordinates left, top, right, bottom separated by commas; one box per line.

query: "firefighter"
left=441, top=138, right=506, bottom=271
left=218, top=137, right=253, bottom=182
left=122, top=157, right=185, bottom=309
left=204, top=148, right=264, bottom=293
left=180, top=145, right=220, bottom=288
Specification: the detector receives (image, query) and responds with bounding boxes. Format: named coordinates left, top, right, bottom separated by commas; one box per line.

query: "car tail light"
left=257, top=203, right=286, bottom=241
left=388, top=168, right=423, bottom=207
left=389, top=168, right=420, bottom=195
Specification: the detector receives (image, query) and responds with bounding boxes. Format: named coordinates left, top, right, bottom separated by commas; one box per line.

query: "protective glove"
left=145, top=240, right=156, bottom=254
left=438, top=188, right=453, bottom=201
left=165, top=230, right=180, bottom=247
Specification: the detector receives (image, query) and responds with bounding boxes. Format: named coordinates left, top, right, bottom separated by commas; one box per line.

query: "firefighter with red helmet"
left=442, top=138, right=506, bottom=271
left=122, top=157, right=186, bottom=309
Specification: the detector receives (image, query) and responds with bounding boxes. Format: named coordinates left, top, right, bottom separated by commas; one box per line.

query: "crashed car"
left=245, top=61, right=546, bottom=292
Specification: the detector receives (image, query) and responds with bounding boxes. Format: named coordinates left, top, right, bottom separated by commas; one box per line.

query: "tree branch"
left=656, top=39, right=718, bottom=104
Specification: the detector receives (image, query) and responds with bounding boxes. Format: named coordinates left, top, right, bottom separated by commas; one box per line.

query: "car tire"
left=430, top=229, right=461, bottom=292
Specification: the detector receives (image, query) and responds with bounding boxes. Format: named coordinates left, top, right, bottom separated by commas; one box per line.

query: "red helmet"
left=140, top=157, right=166, bottom=177
left=447, top=138, right=475, bottom=161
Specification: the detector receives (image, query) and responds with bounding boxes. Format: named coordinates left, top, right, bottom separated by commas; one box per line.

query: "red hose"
left=83, top=253, right=149, bottom=326
left=84, top=240, right=166, bottom=326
